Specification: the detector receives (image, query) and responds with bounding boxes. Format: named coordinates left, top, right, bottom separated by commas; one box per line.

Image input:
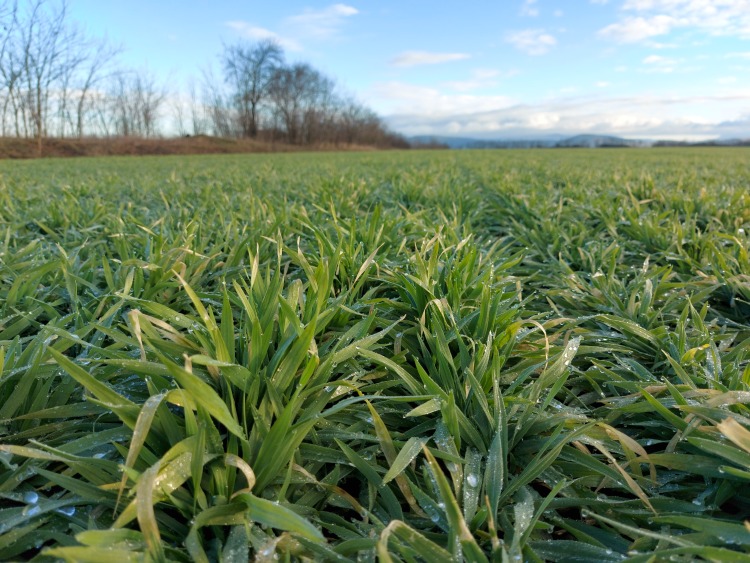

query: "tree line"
left=0, top=0, right=408, bottom=154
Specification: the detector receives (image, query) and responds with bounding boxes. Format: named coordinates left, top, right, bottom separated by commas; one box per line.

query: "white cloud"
left=726, top=51, right=750, bottom=59
left=441, top=69, right=518, bottom=92
left=643, top=54, right=675, bottom=64
left=225, top=22, right=302, bottom=51
left=719, top=76, right=738, bottom=84
left=226, top=4, right=357, bottom=53
left=443, top=81, right=487, bottom=92
left=599, top=15, right=675, bottom=42
left=473, top=69, right=501, bottom=79
left=371, top=84, right=750, bottom=140
left=520, top=0, right=539, bottom=17
left=600, top=0, right=750, bottom=43
left=645, top=41, right=679, bottom=49
left=285, top=4, right=358, bottom=39
left=642, top=56, right=674, bottom=72
left=390, top=51, right=470, bottom=67
left=596, top=81, right=612, bottom=87
left=640, top=54, right=694, bottom=73
left=369, top=82, right=515, bottom=116
left=506, top=29, right=557, bottom=55
left=386, top=91, right=750, bottom=140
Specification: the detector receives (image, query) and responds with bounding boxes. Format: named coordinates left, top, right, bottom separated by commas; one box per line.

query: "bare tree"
left=0, top=0, right=18, bottom=136
left=0, top=1, right=16, bottom=73
left=222, top=40, right=282, bottom=138
left=19, top=0, right=71, bottom=154
left=200, top=66, right=231, bottom=137
left=187, top=78, right=206, bottom=135
left=72, top=37, right=119, bottom=137
left=0, top=1, right=404, bottom=148
left=110, top=70, right=166, bottom=137
left=268, top=63, right=335, bottom=144
left=0, top=0, right=121, bottom=148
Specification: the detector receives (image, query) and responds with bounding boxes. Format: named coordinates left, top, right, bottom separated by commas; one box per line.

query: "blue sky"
left=68, top=0, right=750, bottom=140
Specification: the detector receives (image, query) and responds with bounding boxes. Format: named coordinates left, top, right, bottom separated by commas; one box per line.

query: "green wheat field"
left=1, top=148, right=749, bottom=562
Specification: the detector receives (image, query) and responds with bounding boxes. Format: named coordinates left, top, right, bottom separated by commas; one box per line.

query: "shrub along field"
left=0, top=149, right=748, bottom=562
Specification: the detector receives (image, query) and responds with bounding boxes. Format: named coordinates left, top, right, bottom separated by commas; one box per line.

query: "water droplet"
left=174, top=316, right=181, bottom=322
left=23, top=491, right=39, bottom=504
left=57, top=506, right=75, bottom=516
left=466, top=474, right=478, bottom=487
left=23, top=505, right=41, bottom=517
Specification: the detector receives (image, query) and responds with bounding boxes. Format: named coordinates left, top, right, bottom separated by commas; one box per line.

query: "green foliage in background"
left=0, top=149, right=748, bottom=562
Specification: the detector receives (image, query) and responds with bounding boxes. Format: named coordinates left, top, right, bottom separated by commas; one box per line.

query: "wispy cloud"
left=718, top=76, right=738, bottom=84
left=506, top=29, right=557, bottom=55
left=599, top=15, right=675, bottom=42
left=285, top=4, right=358, bottom=39
left=474, top=69, right=501, bottom=80
left=441, top=68, right=518, bottom=92
left=642, top=53, right=679, bottom=72
left=600, top=0, right=750, bottom=43
left=520, top=0, right=539, bottom=17
left=643, top=54, right=675, bottom=64
left=442, top=81, right=490, bottom=92
left=225, top=22, right=301, bottom=51
left=390, top=51, right=471, bottom=67
left=226, top=4, right=358, bottom=52
left=370, top=81, right=515, bottom=116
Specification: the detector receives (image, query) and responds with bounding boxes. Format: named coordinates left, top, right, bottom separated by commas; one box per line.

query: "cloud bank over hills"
left=380, top=91, right=750, bottom=142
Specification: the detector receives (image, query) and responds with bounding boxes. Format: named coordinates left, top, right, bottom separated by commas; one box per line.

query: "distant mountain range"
left=410, top=134, right=750, bottom=149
